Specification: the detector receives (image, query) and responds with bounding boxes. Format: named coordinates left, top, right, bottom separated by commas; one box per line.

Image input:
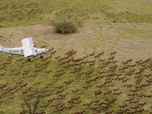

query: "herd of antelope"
left=0, top=47, right=151, bottom=114
left=0, top=2, right=42, bottom=22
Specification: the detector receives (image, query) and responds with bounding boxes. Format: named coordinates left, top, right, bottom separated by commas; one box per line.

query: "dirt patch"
left=0, top=23, right=152, bottom=61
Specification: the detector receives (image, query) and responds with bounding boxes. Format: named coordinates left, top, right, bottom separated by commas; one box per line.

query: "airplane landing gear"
left=8, top=54, right=13, bottom=59
left=40, top=55, right=44, bottom=59
left=27, top=58, right=31, bottom=62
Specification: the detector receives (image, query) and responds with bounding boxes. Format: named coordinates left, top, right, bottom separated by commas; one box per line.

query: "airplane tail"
left=0, top=44, right=3, bottom=51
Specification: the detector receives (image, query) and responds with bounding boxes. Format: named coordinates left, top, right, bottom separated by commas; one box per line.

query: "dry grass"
left=0, top=49, right=152, bottom=114
left=0, top=0, right=152, bottom=114
left=0, top=22, right=152, bottom=60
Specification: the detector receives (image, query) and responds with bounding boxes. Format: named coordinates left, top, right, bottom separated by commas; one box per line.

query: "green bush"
left=52, top=11, right=83, bottom=34
left=54, top=19, right=78, bottom=34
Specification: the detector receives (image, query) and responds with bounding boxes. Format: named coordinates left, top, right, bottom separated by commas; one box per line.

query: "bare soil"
left=0, top=23, right=152, bottom=61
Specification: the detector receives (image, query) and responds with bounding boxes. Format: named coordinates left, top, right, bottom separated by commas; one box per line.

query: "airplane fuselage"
left=0, top=37, right=48, bottom=57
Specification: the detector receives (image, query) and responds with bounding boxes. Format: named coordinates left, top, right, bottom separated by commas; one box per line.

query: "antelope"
left=82, top=103, right=91, bottom=107
left=72, top=89, right=80, bottom=93
left=82, top=85, right=91, bottom=89
left=55, top=56, right=60, bottom=60
left=40, top=103, right=49, bottom=108
left=124, top=84, right=133, bottom=88
left=44, top=70, right=52, bottom=74
left=20, top=83, right=28, bottom=88
left=58, top=93, right=68, bottom=98
left=34, top=81, right=41, bottom=85
left=48, top=98, right=56, bottom=103
left=65, top=104, right=73, bottom=110
left=103, top=90, right=112, bottom=95
left=55, top=85, right=64, bottom=89
left=35, top=111, right=45, bottom=114
left=108, top=56, right=114, bottom=60
left=111, top=51, right=117, bottom=55
left=94, top=90, right=102, bottom=96
left=113, top=92, right=122, bottom=96
left=138, top=102, right=147, bottom=106
left=7, top=95, right=15, bottom=99
left=112, top=88, right=119, bottom=92
left=0, top=72, right=5, bottom=76
left=96, top=84, right=104, bottom=88
left=75, top=110, right=85, bottom=114
left=136, top=60, right=142, bottom=64
left=95, top=52, right=104, bottom=58
left=88, top=52, right=95, bottom=57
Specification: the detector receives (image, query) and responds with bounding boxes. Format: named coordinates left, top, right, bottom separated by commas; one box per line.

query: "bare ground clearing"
left=0, top=22, right=152, bottom=61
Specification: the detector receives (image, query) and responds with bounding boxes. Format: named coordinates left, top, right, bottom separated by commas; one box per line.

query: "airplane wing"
left=23, top=47, right=36, bottom=57
left=22, top=37, right=36, bottom=57
left=1, top=47, right=24, bottom=56
left=22, top=37, right=34, bottom=47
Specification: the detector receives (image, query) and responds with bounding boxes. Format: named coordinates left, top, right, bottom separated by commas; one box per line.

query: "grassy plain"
left=0, top=0, right=152, bottom=114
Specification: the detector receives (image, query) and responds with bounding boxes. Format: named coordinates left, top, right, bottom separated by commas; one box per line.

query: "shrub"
left=54, top=19, right=78, bottom=34
left=51, top=11, right=83, bottom=34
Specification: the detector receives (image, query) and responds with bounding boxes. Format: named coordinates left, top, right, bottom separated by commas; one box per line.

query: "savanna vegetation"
left=0, top=50, right=152, bottom=114
left=0, top=0, right=152, bottom=27
left=0, top=0, right=152, bottom=114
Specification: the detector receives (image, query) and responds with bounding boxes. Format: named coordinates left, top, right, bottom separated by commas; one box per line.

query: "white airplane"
left=0, top=37, right=48, bottom=58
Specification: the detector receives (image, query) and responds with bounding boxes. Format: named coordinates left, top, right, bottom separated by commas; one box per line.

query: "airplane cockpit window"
left=21, top=50, right=23, bottom=54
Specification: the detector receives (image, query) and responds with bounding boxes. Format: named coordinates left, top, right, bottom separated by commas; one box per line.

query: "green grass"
left=0, top=0, right=152, bottom=27
left=0, top=0, right=152, bottom=114
left=120, top=28, right=152, bottom=40
left=0, top=50, right=152, bottom=114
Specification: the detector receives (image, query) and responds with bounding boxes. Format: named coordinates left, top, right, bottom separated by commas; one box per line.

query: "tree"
left=21, top=89, right=50, bottom=114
